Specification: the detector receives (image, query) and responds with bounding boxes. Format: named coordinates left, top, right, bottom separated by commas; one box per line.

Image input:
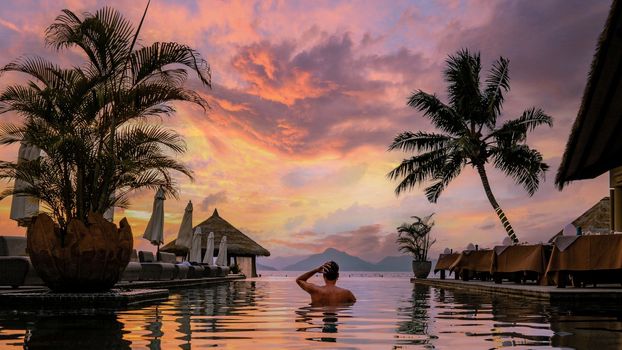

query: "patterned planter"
left=27, top=213, right=133, bottom=292
left=412, top=260, right=432, bottom=279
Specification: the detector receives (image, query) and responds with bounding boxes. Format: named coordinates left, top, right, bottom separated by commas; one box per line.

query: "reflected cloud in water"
left=0, top=276, right=621, bottom=348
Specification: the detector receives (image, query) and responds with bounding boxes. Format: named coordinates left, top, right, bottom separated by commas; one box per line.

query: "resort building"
left=548, top=197, right=611, bottom=242
left=162, top=209, right=270, bottom=277
left=556, top=0, right=622, bottom=233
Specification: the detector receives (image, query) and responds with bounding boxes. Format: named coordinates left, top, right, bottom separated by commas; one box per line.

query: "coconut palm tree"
left=0, top=5, right=211, bottom=234
left=388, top=49, right=552, bottom=244
left=396, top=214, right=436, bottom=262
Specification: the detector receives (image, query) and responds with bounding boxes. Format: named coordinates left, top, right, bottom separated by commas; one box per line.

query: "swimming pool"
left=0, top=273, right=621, bottom=349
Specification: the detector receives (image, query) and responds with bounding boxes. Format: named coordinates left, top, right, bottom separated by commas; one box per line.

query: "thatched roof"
left=549, top=197, right=611, bottom=242
left=161, top=209, right=270, bottom=257
left=556, top=0, right=622, bottom=187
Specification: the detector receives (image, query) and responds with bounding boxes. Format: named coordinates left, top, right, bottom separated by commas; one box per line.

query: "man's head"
left=323, top=261, right=339, bottom=281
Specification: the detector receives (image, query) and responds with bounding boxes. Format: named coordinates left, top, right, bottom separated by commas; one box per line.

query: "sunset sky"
left=0, top=0, right=613, bottom=262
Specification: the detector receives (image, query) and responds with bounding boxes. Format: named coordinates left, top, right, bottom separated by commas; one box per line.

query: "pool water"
left=0, top=272, right=621, bottom=349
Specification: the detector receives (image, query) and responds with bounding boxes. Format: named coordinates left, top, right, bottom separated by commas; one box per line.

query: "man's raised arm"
left=296, top=264, right=327, bottom=293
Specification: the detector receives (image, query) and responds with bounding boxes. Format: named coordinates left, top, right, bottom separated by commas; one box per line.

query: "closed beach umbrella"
left=188, top=227, right=203, bottom=263
left=202, top=231, right=214, bottom=265
left=143, top=187, right=165, bottom=246
left=216, top=236, right=228, bottom=266
left=103, top=206, right=114, bottom=222
left=10, top=142, right=40, bottom=226
left=103, top=193, right=115, bottom=222
left=176, top=201, right=193, bottom=250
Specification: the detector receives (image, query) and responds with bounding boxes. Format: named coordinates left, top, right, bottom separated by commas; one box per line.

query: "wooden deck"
left=413, top=278, right=622, bottom=302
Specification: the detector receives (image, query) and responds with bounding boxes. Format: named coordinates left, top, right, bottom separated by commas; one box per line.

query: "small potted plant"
left=396, top=213, right=436, bottom=279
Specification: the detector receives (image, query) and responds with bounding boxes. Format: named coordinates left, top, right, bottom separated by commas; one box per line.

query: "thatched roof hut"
left=548, top=197, right=611, bottom=243
left=161, top=208, right=270, bottom=257
left=556, top=0, right=622, bottom=186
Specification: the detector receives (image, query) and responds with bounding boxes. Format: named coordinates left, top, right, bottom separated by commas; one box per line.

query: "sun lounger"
left=434, top=253, right=460, bottom=279
left=546, top=234, right=622, bottom=287
left=120, top=250, right=142, bottom=282
left=202, top=265, right=218, bottom=277
left=492, top=244, right=551, bottom=285
left=138, top=251, right=175, bottom=280
left=158, top=252, right=188, bottom=279
left=0, top=256, right=30, bottom=288
left=187, top=264, right=205, bottom=278
left=0, top=236, right=43, bottom=287
left=216, top=266, right=230, bottom=277
left=450, top=249, right=494, bottom=281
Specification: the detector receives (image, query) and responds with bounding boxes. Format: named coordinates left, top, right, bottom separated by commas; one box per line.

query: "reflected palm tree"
left=395, top=284, right=432, bottom=345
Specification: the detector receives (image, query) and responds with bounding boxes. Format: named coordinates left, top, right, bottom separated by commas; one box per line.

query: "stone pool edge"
left=412, top=278, right=622, bottom=302
left=0, top=274, right=246, bottom=309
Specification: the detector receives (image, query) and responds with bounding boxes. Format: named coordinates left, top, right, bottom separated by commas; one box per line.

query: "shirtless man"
left=296, top=261, right=356, bottom=306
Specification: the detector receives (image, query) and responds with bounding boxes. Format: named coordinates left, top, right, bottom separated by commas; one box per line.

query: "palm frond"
left=388, top=131, right=453, bottom=153
left=424, top=154, right=465, bottom=202
left=490, top=144, right=548, bottom=196
left=484, top=56, right=510, bottom=125
left=407, top=91, right=466, bottom=135
left=444, top=49, right=483, bottom=122
left=131, top=41, right=211, bottom=87
left=487, top=107, right=553, bottom=146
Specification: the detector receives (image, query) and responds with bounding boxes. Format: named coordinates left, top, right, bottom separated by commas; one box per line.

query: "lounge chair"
left=434, top=252, right=460, bottom=280
left=216, top=266, right=230, bottom=277
left=187, top=263, right=205, bottom=278
left=120, top=250, right=142, bottom=282
left=0, top=236, right=43, bottom=288
left=202, top=265, right=218, bottom=277
left=138, top=251, right=175, bottom=280
left=158, top=252, right=188, bottom=279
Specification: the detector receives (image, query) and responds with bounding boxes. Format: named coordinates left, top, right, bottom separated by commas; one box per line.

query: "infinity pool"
left=0, top=273, right=621, bottom=349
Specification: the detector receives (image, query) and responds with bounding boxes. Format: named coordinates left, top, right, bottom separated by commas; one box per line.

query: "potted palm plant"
left=396, top=214, right=436, bottom=279
left=0, top=5, right=211, bottom=292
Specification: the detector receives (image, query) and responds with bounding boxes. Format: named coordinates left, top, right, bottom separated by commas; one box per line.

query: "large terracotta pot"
left=412, top=260, right=432, bottom=279
left=26, top=213, right=133, bottom=292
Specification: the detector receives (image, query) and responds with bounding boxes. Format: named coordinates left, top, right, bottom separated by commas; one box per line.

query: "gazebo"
left=161, top=209, right=270, bottom=277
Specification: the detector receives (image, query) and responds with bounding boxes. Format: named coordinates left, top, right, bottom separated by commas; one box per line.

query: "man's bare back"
left=296, top=261, right=356, bottom=306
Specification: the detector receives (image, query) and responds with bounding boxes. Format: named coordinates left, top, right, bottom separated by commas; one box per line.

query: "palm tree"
left=0, top=5, right=211, bottom=234
left=396, top=214, right=436, bottom=262
left=388, top=49, right=552, bottom=244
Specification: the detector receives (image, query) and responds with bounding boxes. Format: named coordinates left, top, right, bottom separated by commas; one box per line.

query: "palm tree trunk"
left=475, top=163, right=519, bottom=244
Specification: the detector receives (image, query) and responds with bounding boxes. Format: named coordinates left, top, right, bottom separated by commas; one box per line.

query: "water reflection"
left=16, top=312, right=130, bottom=349
left=295, top=305, right=352, bottom=343
left=395, top=284, right=435, bottom=346
left=0, top=277, right=622, bottom=348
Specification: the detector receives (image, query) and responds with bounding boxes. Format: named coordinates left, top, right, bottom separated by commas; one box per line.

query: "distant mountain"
left=256, top=263, right=278, bottom=271
left=283, top=248, right=377, bottom=271
left=259, top=255, right=308, bottom=270
left=265, top=248, right=435, bottom=272
left=374, top=255, right=412, bottom=271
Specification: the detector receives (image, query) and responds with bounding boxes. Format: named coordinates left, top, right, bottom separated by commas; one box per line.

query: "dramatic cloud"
left=200, top=191, right=228, bottom=211
left=0, top=0, right=613, bottom=259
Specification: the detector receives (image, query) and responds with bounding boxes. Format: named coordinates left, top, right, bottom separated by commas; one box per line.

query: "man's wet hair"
left=323, top=261, right=339, bottom=281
